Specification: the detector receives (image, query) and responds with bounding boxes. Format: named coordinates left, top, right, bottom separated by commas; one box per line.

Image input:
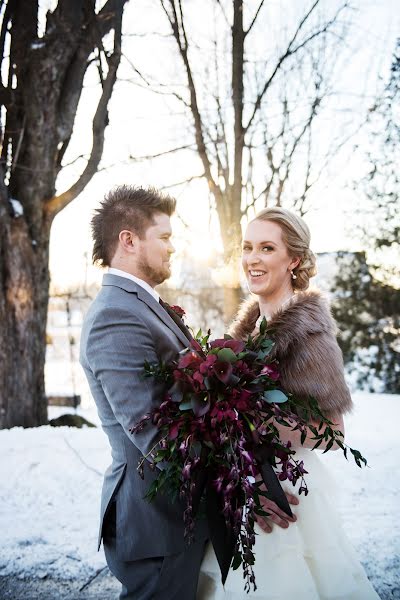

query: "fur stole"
left=228, top=289, right=353, bottom=418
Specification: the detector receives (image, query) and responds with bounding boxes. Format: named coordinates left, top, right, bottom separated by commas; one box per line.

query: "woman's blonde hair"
left=253, top=207, right=317, bottom=291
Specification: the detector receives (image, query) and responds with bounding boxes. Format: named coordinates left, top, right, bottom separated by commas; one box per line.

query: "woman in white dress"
left=198, top=207, right=380, bottom=599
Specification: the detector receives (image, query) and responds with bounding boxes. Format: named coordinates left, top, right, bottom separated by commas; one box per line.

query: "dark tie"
left=159, top=299, right=193, bottom=343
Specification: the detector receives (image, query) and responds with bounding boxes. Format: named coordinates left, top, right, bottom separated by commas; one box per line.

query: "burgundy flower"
left=178, top=351, right=202, bottom=369
left=234, top=389, right=252, bottom=411
left=210, top=401, right=236, bottom=423
left=199, top=354, right=217, bottom=374
left=172, top=368, right=184, bottom=380
left=169, top=420, right=182, bottom=440
left=240, top=449, right=254, bottom=465
left=234, top=360, right=251, bottom=375
left=192, top=371, right=204, bottom=386
left=260, top=363, right=280, bottom=381
left=170, top=304, right=186, bottom=318
left=210, top=338, right=245, bottom=353
left=213, top=475, right=225, bottom=493
left=191, top=393, right=211, bottom=417
left=212, top=360, right=233, bottom=383
left=182, top=464, right=191, bottom=479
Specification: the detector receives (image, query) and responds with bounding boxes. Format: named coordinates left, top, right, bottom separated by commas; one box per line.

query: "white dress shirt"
left=108, top=267, right=160, bottom=302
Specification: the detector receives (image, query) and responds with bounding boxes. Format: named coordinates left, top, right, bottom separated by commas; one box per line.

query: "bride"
left=197, top=207, right=380, bottom=599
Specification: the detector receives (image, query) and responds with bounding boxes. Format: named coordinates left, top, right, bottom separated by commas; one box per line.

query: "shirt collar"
left=108, top=268, right=160, bottom=302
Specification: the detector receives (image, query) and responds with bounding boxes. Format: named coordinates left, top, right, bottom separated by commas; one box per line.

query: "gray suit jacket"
left=80, top=274, right=208, bottom=561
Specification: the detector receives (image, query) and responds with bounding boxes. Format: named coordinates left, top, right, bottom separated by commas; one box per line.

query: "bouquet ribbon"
left=192, top=449, right=293, bottom=585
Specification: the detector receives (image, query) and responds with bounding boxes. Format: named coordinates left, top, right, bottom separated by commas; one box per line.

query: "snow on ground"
left=0, top=392, right=399, bottom=596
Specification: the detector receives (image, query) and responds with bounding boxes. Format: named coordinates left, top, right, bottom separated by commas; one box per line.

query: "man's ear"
left=119, top=230, right=138, bottom=253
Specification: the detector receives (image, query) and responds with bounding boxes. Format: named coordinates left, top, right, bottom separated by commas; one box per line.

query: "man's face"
left=136, top=213, right=175, bottom=286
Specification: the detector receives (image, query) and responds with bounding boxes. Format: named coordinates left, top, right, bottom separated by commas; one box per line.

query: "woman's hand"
left=256, top=491, right=299, bottom=533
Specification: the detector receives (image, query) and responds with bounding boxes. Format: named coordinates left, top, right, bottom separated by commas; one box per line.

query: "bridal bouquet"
left=131, top=317, right=366, bottom=592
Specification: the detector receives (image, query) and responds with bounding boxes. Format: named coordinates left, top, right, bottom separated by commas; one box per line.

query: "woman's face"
left=242, top=219, right=298, bottom=298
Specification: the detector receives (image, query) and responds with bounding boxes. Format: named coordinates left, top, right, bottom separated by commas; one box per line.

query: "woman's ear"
left=289, top=256, right=301, bottom=271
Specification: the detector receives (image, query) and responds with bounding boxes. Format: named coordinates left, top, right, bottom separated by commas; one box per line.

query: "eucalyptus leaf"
left=179, top=400, right=192, bottom=411
left=217, top=347, right=238, bottom=363
left=263, top=389, right=288, bottom=404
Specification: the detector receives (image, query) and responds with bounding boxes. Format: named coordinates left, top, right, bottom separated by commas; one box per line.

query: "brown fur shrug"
left=229, top=290, right=353, bottom=418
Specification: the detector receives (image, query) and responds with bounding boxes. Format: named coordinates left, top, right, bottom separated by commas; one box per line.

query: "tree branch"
left=130, top=143, right=196, bottom=161
left=244, top=0, right=348, bottom=133
left=161, top=0, right=219, bottom=198
left=46, top=7, right=124, bottom=218
left=245, top=0, right=265, bottom=37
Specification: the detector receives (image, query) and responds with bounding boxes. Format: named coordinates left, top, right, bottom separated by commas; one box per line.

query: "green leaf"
left=335, top=438, right=345, bottom=451
left=322, top=438, right=334, bottom=453
left=259, top=317, right=268, bottom=335
left=217, top=347, right=238, bottom=362
left=179, top=400, right=192, bottom=411
left=263, top=389, right=288, bottom=404
left=203, top=376, right=213, bottom=390
left=350, top=448, right=367, bottom=467
left=231, top=553, right=242, bottom=571
left=311, top=438, right=323, bottom=450
left=260, top=339, right=274, bottom=353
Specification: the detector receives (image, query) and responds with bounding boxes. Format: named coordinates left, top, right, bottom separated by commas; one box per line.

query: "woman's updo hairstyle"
left=253, top=207, right=317, bottom=291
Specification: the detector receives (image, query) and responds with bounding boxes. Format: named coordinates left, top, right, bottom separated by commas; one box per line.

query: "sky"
left=47, top=0, right=400, bottom=290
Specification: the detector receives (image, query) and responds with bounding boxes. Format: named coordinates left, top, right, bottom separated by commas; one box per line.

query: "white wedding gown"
left=197, top=448, right=380, bottom=600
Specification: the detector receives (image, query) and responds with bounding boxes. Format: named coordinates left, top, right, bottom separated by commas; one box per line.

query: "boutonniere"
left=169, top=304, right=186, bottom=319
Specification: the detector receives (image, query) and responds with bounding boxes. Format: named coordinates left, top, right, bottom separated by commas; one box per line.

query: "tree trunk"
left=0, top=196, right=50, bottom=428
left=217, top=188, right=244, bottom=323
left=0, top=0, right=126, bottom=429
left=223, top=286, right=243, bottom=325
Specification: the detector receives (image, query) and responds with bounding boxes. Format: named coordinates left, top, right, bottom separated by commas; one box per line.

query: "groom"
left=80, top=185, right=298, bottom=600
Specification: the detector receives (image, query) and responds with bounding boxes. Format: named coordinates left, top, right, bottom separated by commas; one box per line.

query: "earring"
left=291, top=270, right=297, bottom=280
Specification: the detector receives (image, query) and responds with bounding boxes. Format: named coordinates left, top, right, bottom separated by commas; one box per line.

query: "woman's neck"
left=258, top=286, right=295, bottom=320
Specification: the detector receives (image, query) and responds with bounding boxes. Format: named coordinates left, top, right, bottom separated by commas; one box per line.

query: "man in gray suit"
left=80, top=185, right=298, bottom=599
left=80, top=185, right=209, bottom=599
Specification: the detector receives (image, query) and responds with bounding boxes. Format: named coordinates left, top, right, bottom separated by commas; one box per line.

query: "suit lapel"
left=137, top=287, right=191, bottom=347
left=102, top=273, right=191, bottom=347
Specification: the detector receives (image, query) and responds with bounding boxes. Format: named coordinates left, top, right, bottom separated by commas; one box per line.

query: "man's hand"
left=256, top=491, right=299, bottom=534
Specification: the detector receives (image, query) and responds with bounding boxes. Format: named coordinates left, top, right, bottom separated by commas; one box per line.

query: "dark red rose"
left=170, top=304, right=186, bottom=318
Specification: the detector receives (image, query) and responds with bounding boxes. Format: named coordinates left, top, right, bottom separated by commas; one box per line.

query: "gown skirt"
left=197, top=449, right=380, bottom=600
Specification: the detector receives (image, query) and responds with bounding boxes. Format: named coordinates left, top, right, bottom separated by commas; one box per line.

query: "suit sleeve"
left=86, top=305, right=166, bottom=459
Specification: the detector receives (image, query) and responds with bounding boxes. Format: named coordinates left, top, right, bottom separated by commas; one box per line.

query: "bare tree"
left=136, top=0, right=357, bottom=319
left=356, top=39, right=400, bottom=284
left=0, top=0, right=128, bottom=428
